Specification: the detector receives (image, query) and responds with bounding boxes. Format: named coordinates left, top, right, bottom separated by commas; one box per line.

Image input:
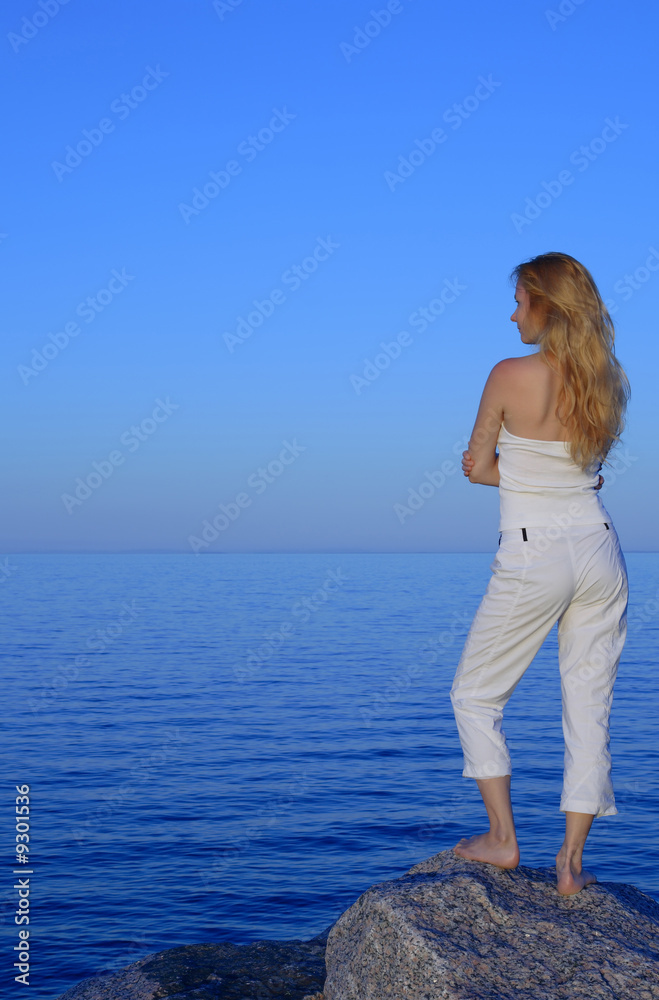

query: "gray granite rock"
left=54, top=850, right=659, bottom=1000
left=55, top=926, right=331, bottom=1000
left=323, top=849, right=659, bottom=999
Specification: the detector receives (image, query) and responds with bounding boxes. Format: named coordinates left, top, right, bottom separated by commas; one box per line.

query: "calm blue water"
left=3, top=552, right=659, bottom=999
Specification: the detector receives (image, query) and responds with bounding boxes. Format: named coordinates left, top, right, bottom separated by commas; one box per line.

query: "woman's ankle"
left=556, top=846, right=584, bottom=867
left=490, top=827, right=517, bottom=844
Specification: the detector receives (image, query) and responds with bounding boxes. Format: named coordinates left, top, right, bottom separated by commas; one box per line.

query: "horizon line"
left=4, top=549, right=659, bottom=556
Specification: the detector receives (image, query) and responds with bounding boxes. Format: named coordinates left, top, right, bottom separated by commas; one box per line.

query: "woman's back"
left=493, top=352, right=611, bottom=531
left=498, top=353, right=569, bottom=442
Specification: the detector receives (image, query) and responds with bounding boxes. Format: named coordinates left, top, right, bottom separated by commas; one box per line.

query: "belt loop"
left=521, top=527, right=528, bottom=541
left=604, top=522, right=610, bottom=530
left=498, top=532, right=502, bottom=545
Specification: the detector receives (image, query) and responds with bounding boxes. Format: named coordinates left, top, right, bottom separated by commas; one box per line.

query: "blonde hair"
left=511, top=252, right=630, bottom=470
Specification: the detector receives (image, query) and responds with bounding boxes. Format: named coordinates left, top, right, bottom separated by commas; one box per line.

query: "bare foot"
left=555, top=850, right=597, bottom=895
left=453, top=832, right=520, bottom=869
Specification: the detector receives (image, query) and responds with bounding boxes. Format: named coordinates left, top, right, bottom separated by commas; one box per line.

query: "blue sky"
left=3, top=0, right=657, bottom=553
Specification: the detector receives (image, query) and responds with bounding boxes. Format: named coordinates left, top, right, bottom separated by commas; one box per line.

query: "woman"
left=450, top=251, right=630, bottom=895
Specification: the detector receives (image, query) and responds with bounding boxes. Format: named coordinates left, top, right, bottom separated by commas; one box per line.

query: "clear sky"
left=3, top=0, right=657, bottom=553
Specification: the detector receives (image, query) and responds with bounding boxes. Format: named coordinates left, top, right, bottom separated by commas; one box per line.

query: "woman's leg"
left=555, top=811, right=597, bottom=894
left=451, top=528, right=572, bottom=865
left=556, top=526, right=628, bottom=812
left=555, top=524, right=628, bottom=891
left=453, top=775, right=519, bottom=867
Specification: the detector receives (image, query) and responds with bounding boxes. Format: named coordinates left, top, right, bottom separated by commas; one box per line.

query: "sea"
left=3, top=552, right=659, bottom=998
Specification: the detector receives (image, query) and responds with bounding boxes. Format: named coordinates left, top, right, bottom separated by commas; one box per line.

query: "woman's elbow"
left=468, top=464, right=498, bottom=487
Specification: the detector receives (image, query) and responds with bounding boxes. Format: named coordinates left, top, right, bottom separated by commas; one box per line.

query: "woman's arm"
left=462, top=449, right=499, bottom=486
left=462, top=362, right=509, bottom=486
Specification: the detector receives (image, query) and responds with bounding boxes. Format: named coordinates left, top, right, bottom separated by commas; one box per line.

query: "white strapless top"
left=497, top=423, right=611, bottom=530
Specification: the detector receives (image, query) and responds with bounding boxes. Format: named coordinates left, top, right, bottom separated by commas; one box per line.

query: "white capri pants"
left=450, top=522, right=628, bottom=818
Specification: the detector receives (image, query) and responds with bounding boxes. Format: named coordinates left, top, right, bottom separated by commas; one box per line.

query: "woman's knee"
left=450, top=684, right=469, bottom=715
left=450, top=684, right=485, bottom=717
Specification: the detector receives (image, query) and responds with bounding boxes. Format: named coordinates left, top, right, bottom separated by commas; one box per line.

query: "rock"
left=54, top=850, right=659, bottom=1000
left=323, top=849, right=659, bottom=1000
left=55, top=926, right=331, bottom=1000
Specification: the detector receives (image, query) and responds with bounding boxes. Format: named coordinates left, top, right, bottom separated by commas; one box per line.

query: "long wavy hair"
left=510, top=252, right=630, bottom=470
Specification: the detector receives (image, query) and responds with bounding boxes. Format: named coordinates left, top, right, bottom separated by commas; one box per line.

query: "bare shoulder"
left=493, top=354, right=555, bottom=378
left=488, top=356, right=534, bottom=383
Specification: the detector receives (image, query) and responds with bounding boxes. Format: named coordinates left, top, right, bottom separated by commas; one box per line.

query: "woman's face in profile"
left=510, top=283, right=538, bottom=343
